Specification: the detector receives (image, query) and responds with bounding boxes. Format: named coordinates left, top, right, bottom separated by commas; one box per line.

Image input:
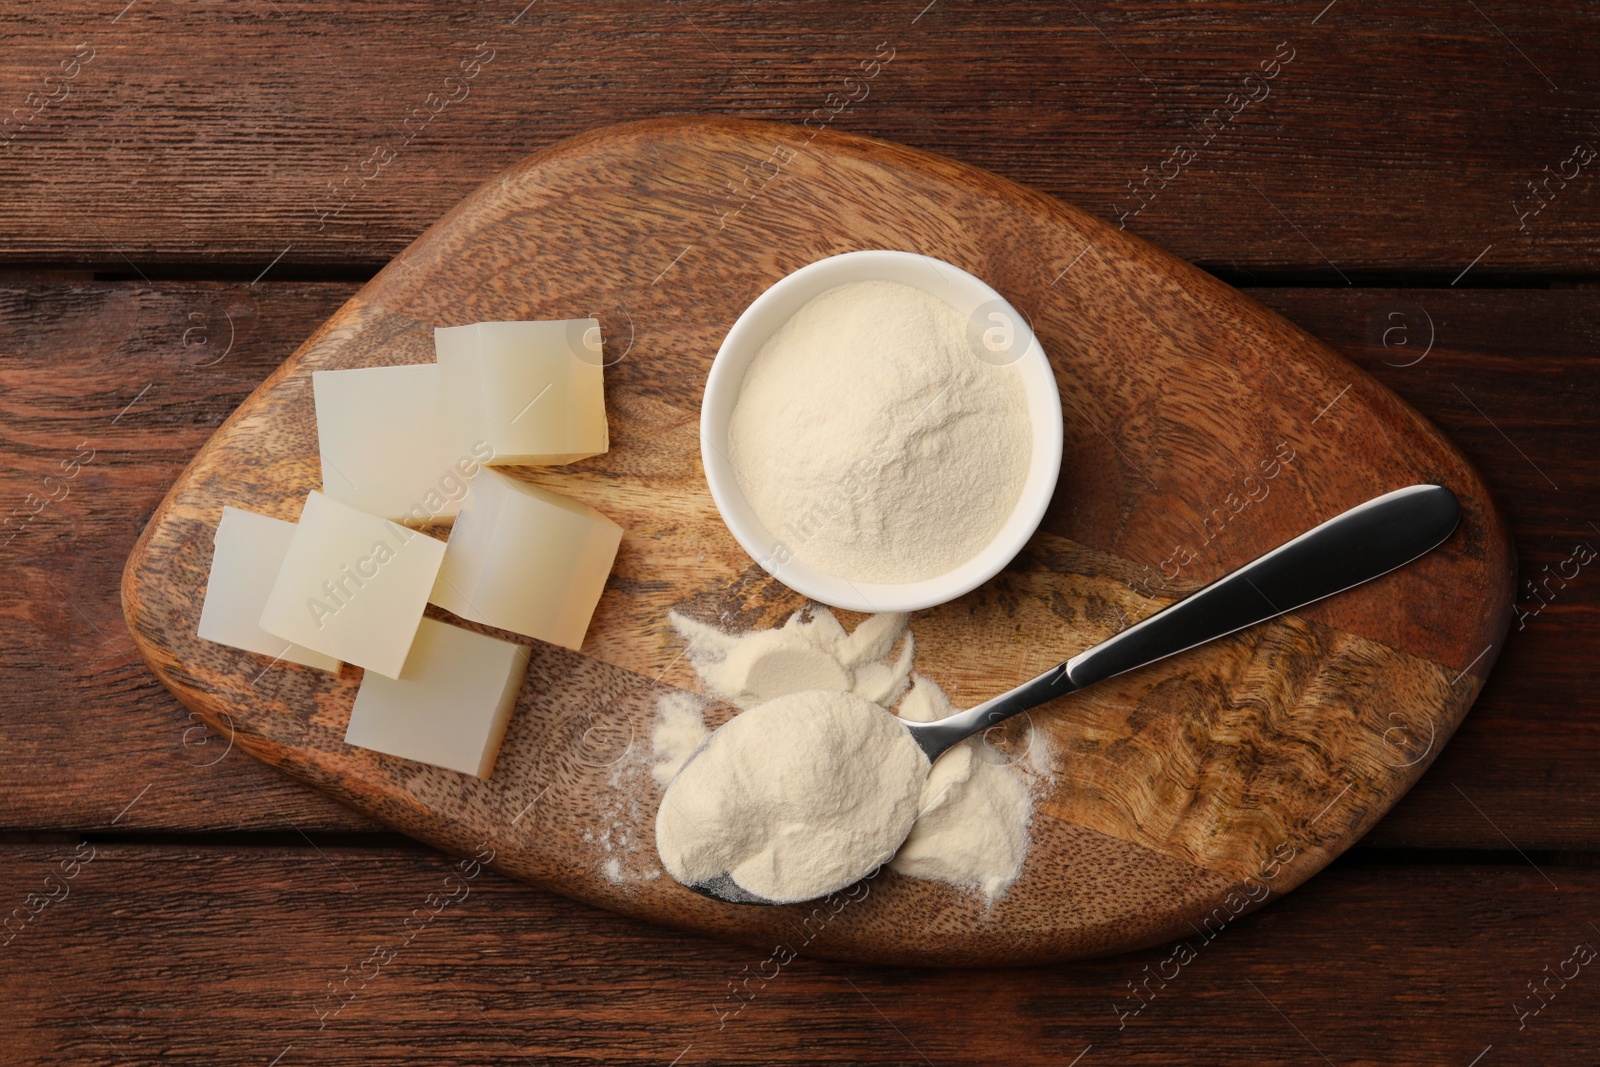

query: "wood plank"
left=2, top=282, right=1593, bottom=854
left=1, top=2, right=1597, bottom=273
left=0, top=280, right=376, bottom=833
left=1, top=844, right=1596, bottom=1064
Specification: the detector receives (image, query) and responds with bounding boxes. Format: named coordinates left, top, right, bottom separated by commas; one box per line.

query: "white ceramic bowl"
left=700, top=249, right=1064, bottom=613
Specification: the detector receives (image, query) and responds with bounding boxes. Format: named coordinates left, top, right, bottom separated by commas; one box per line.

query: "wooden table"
left=3, top=3, right=1596, bottom=1063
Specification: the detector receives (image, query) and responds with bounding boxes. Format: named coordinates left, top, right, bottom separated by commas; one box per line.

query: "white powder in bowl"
left=654, top=689, right=930, bottom=903
left=727, top=280, right=1032, bottom=584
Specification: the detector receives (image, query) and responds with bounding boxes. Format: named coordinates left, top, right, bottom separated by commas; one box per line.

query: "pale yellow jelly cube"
left=260, top=491, right=446, bottom=679
left=343, top=617, right=530, bottom=778
left=313, top=363, right=482, bottom=524
left=434, top=320, right=608, bottom=466
left=196, top=506, right=341, bottom=672
left=429, top=468, right=622, bottom=650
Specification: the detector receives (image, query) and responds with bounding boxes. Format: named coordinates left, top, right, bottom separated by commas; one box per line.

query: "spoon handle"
left=1067, top=483, right=1460, bottom=687
left=909, top=484, right=1460, bottom=759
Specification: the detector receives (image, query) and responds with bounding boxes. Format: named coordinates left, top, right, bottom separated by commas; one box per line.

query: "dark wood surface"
left=2, top=0, right=1596, bottom=1060
left=2, top=1, right=1597, bottom=274
left=3, top=845, right=1596, bottom=1066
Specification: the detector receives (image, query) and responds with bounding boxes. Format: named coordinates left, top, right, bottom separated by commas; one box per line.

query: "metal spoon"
left=670, top=483, right=1461, bottom=906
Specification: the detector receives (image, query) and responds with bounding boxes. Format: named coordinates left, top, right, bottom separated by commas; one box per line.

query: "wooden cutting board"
left=121, top=117, right=1514, bottom=967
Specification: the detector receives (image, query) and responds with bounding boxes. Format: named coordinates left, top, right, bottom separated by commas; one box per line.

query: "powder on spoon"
left=727, top=280, right=1032, bottom=584
left=651, top=607, right=1044, bottom=902
left=655, top=689, right=930, bottom=903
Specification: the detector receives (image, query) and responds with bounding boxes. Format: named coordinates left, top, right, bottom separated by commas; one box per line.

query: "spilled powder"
left=651, top=691, right=709, bottom=789
left=581, top=713, right=672, bottom=887
left=651, top=607, right=1047, bottom=902
left=893, top=674, right=1033, bottom=900
left=668, top=608, right=914, bottom=709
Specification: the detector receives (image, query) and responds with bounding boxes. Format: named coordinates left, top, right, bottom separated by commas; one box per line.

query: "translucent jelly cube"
left=343, top=617, right=530, bottom=778
left=259, top=491, right=447, bottom=678
left=429, top=468, right=622, bottom=650
left=433, top=320, right=608, bottom=466
left=196, top=506, right=341, bottom=672
left=312, top=363, right=488, bottom=524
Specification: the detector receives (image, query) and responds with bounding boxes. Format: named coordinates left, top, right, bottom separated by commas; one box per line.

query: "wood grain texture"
left=3, top=282, right=1591, bottom=850
left=118, top=118, right=1512, bottom=964
left=0, top=281, right=378, bottom=833
left=2, top=843, right=1597, bottom=1065
left=1243, top=289, right=1600, bottom=851
left=1, top=1, right=1597, bottom=274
